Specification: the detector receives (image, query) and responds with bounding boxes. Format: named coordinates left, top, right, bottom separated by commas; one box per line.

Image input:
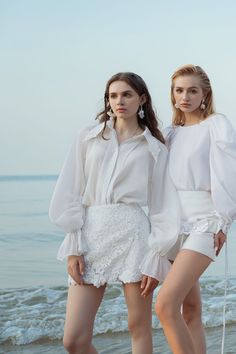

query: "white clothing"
left=68, top=203, right=151, bottom=287
left=164, top=114, right=236, bottom=235
left=166, top=191, right=219, bottom=261
left=49, top=119, right=180, bottom=281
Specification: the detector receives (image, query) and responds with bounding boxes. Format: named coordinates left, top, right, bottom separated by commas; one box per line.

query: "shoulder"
left=75, top=122, right=104, bottom=142
left=202, top=113, right=232, bottom=129
left=204, top=113, right=235, bottom=133
left=162, top=125, right=175, bottom=139
left=144, top=128, right=168, bottom=161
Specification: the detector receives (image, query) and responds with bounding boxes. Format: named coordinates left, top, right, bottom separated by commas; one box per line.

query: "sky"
left=1, top=0, right=236, bottom=175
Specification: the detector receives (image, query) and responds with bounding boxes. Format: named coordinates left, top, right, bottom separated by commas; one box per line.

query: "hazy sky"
left=1, top=0, right=236, bottom=175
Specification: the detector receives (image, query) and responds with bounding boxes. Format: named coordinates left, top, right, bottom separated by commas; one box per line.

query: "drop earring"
left=107, top=109, right=116, bottom=118
left=175, top=103, right=180, bottom=109
left=138, top=105, right=145, bottom=119
left=200, top=100, right=206, bottom=110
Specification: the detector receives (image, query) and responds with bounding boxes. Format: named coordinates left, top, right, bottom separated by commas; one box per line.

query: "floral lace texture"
left=69, top=204, right=150, bottom=287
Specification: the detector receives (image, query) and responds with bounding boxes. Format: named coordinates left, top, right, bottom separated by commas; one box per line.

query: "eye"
left=124, top=92, right=132, bottom=97
left=109, top=93, right=117, bottom=99
left=175, top=88, right=182, bottom=93
left=191, top=89, right=198, bottom=94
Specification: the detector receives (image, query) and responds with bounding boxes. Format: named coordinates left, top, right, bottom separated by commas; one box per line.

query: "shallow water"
left=0, top=176, right=236, bottom=352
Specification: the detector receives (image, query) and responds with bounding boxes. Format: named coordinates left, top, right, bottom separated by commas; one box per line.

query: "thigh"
left=123, top=282, right=153, bottom=324
left=158, top=249, right=212, bottom=307
left=64, top=284, right=106, bottom=341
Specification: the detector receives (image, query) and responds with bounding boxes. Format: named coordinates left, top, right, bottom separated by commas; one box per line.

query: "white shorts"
left=167, top=191, right=220, bottom=261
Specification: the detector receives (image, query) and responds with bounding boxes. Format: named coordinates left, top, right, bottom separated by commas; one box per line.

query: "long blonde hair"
left=171, top=64, right=215, bottom=126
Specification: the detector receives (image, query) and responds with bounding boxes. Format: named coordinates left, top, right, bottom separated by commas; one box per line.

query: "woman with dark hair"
left=155, top=64, right=236, bottom=354
left=49, top=72, right=180, bottom=354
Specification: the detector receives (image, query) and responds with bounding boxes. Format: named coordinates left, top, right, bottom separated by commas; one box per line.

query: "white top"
left=164, top=114, right=236, bottom=233
left=49, top=119, right=180, bottom=281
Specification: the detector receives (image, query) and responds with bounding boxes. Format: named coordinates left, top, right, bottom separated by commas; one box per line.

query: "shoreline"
left=1, top=325, right=235, bottom=354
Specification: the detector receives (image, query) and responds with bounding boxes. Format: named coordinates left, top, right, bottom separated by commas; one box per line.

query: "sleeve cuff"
left=57, top=231, right=88, bottom=261
left=139, top=250, right=171, bottom=282
left=215, top=212, right=232, bottom=235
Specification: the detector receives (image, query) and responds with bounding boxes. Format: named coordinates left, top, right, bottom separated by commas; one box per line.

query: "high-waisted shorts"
left=167, top=191, right=221, bottom=261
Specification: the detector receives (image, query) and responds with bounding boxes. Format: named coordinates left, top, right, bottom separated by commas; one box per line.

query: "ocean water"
left=0, top=176, right=236, bottom=352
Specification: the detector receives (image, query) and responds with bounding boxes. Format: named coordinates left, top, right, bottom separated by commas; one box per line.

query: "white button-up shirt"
left=49, top=119, right=180, bottom=281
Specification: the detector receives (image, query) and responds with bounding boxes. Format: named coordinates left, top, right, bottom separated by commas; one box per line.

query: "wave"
left=0, top=276, right=235, bottom=345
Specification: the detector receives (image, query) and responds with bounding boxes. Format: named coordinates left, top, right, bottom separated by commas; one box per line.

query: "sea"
left=0, top=176, right=236, bottom=354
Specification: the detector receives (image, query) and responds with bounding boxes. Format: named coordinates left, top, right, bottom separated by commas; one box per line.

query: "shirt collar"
left=84, top=120, right=161, bottom=161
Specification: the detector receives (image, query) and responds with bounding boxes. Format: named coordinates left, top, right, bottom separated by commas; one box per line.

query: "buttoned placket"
left=100, top=129, right=120, bottom=204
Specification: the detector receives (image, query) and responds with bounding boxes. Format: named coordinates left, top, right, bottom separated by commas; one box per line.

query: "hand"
left=140, top=275, right=159, bottom=298
left=214, top=231, right=226, bottom=256
left=67, top=255, right=85, bottom=285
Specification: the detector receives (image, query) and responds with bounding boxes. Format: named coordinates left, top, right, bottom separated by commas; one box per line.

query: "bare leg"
left=155, top=250, right=212, bottom=354
left=123, top=282, right=153, bottom=354
left=183, top=282, right=206, bottom=354
left=63, top=284, right=106, bottom=354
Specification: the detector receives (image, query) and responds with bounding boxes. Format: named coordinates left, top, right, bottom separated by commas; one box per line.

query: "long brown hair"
left=96, top=72, right=165, bottom=144
left=171, top=64, right=215, bottom=126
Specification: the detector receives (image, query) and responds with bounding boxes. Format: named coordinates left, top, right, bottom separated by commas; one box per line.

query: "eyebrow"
left=109, top=90, right=134, bottom=94
left=175, top=86, right=199, bottom=89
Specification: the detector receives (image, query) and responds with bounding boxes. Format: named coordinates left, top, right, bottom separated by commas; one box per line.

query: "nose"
left=117, top=95, right=124, bottom=105
left=182, top=92, right=189, bottom=101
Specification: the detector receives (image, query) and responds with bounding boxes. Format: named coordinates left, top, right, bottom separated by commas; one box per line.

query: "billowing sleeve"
left=49, top=130, right=87, bottom=261
left=209, top=115, right=236, bottom=233
left=140, top=144, right=180, bottom=281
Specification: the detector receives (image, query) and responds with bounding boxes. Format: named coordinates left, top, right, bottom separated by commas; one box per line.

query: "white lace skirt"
left=69, top=203, right=150, bottom=287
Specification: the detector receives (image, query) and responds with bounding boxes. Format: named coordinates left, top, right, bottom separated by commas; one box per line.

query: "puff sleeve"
left=209, top=115, right=236, bottom=233
left=49, top=130, right=87, bottom=260
left=140, top=144, right=180, bottom=281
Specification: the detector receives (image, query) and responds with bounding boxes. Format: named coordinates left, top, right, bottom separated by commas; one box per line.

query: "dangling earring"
left=138, top=105, right=145, bottom=119
left=200, top=100, right=206, bottom=110
left=107, top=109, right=116, bottom=118
left=174, top=103, right=180, bottom=109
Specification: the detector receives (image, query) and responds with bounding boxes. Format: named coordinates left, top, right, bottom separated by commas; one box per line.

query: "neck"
left=114, top=116, right=140, bottom=134
left=184, top=110, right=204, bottom=125
left=114, top=116, right=143, bottom=144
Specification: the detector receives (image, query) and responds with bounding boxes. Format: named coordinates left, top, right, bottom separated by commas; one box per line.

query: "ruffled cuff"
left=139, top=250, right=172, bottom=282
left=57, top=231, right=88, bottom=261
left=215, top=212, right=232, bottom=235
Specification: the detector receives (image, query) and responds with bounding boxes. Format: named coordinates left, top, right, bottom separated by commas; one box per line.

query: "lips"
left=116, top=108, right=126, bottom=112
left=180, top=103, right=191, bottom=107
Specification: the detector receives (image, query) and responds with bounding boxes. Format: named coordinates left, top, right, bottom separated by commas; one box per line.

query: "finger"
left=214, top=234, right=219, bottom=250
left=78, top=258, right=85, bottom=275
left=141, top=278, right=152, bottom=297
left=72, top=270, right=84, bottom=285
left=69, top=264, right=84, bottom=285
left=216, top=239, right=226, bottom=256
left=141, top=276, right=148, bottom=289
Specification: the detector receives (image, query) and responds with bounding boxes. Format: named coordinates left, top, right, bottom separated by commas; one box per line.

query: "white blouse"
left=164, top=114, right=236, bottom=233
left=49, top=119, right=180, bottom=281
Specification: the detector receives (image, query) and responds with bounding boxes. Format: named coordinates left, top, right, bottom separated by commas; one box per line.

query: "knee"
left=63, top=333, right=91, bottom=354
left=155, top=292, right=177, bottom=324
left=128, top=313, right=152, bottom=338
left=183, top=300, right=202, bottom=325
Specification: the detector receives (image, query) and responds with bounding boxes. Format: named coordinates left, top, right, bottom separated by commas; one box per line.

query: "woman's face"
left=108, top=80, right=144, bottom=120
left=173, top=75, right=204, bottom=113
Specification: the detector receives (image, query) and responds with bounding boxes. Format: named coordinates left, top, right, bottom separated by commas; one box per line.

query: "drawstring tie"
left=221, top=241, right=228, bottom=354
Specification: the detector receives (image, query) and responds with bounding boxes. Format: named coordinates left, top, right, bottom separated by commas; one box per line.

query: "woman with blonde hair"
left=155, top=64, right=236, bottom=354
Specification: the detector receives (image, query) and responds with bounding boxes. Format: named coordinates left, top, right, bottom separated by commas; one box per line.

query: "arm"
left=210, top=115, right=236, bottom=235
left=140, top=145, right=180, bottom=283
left=49, top=130, right=87, bottom=261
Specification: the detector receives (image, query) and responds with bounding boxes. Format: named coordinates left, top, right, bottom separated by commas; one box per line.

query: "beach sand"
left=1, top=325, right=235, bottom=354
